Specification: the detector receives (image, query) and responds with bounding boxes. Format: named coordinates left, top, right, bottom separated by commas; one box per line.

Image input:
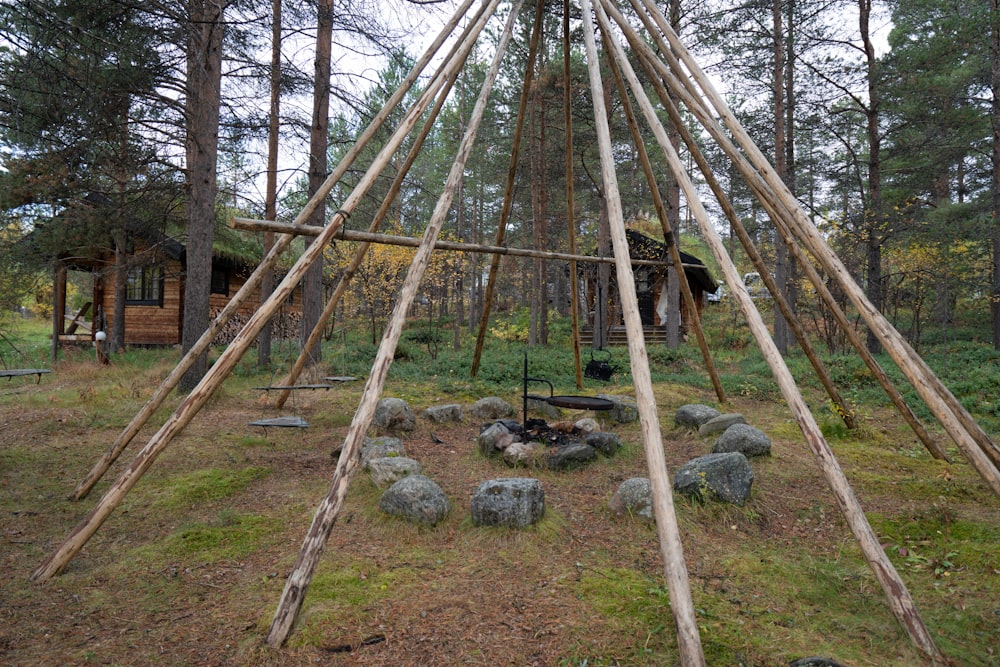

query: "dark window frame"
left=211, top=266, right=229, bottom=296
left=125, top=265, right=164, bottom=306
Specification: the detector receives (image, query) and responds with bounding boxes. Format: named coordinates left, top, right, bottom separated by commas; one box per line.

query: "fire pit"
left=522, top=352, right=614, bottom=426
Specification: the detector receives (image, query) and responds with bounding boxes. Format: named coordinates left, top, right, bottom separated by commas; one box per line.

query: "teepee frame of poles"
left=32, top=1, right=1000, bottom=663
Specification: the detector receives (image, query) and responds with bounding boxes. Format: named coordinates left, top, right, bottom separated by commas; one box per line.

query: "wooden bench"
left=248, top=377, right=355, bottom=430
left=252, top=377, right=356, bottom=392
left=253, top=384, right=337, bottom=391
left=0, top=369, right=52, bottom=383
left=248, top=416, right=309, bottom=429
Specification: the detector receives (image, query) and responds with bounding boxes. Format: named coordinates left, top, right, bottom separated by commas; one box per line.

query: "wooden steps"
left=579, top=325, right=668, bottom=347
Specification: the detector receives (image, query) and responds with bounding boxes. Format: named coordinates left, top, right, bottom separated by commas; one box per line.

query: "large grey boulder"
left=379, top=475, right=449, bottom=526
left=674, top=452, right=754, bottom=505
left=361, top=436, right=405, bottom=469
left=501, top=440, right=544, bottom=467
left=713, top=423, right=772, bottom=458
left=471, top=478, right=545, bottom=527
left=373, top=397, right=416, bottom=432
left=574, top=417, right=600, bottom=434
left=469, top=397, right=514, bottom=421
left=367, top=456, right=422, bottom=488
left=584, top=431, right=622, bottom=456
left=608, top=477, right=653, bottom=520
left=597, top=394, right=639, bottom=423
left=546, top=441, right=597, bottom=470
left=698, top=412, right=747, bottom=436
left=675, top=404, right=721, bottom=429
left=422, top=403, right=463, bottom=423
left=477, top=421, right=517, bottom=458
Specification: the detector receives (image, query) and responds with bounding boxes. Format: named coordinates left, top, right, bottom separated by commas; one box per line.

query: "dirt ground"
left=1, top=359, right=998, bottom=666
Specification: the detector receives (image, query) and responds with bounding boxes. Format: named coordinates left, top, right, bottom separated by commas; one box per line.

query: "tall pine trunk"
left=783, top=0, right=798, bottom=346
left=301, top=0, right=333, bottom=369
left=664, top=0, right=682, bottom=349
left=259, top=0, right=281, bottom=368
left=861, top=0, right=883, bottom=355
left=179, top=0, right=225, bottom=393
left=991, top=0, right=1000, bottom=349
left=772, top=0, right=789, bottom=354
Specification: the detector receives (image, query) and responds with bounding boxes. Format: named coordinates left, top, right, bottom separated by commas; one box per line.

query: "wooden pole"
left=231, top=218, right=680, bottom=268
left=637, top=0, right=1000, bottom=488
left=52, top=263, right=65, bottom=363
left=269, top=9, right=486, bottom=410
left=604, top=41, right=726, bottom=404
left=621, top=33, right=859, bottom=429
left=470, top=0, right=545, bottom=378
left=615, top=3, right=946, bottom=459
left=266, top=1, right=523, bottom=645
left=31, top=210, right=342, bottom=581
left=564, top=0, right=583, bottom=389
left=67, top=0, right=482, bottom=502
left=579, top=2, right=706, bottom=664
left=31, top=3, right=480, bottom=580
left=597, top=3, right=946, bottom=662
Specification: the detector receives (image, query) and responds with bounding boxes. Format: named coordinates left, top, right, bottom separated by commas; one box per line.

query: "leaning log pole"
left=605, top=44, right=726, bottom=404
left=599, top=2, right=946, bottom=661
left=580, top=1, right=706, bottom=664
left=266, top=1, right=522, bottom=645
left=31, top=0, right=482, bottom=580
left=617, top=3, right=947, bottom=460
left=470, top=0, right=545, bottom=377
left=639, top=0, right=1000, bottom=477
left=269, top=4, right=489, bottom=410
left=67, top=0, right=481, bottom=502
left=627, top=41, right=858, bottom=429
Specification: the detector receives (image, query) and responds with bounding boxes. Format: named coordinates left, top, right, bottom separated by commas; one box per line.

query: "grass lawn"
left=1, top=311, right=998, bottom=666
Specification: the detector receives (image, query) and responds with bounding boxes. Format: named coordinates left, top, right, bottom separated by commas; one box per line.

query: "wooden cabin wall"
left=97, top=258, right=184, bottom=346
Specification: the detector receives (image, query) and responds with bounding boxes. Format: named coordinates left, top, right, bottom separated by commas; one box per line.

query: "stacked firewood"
left=209, top=309, right=303, bottom=346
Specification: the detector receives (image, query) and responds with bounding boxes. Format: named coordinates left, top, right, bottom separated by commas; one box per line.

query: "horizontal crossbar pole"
left=231, top=217, right=695, bottom=269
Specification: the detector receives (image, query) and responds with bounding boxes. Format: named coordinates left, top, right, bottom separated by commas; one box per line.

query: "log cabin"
left=53, top=224, right=303, bottom=348
left=583, top=228, right=718, bottom=345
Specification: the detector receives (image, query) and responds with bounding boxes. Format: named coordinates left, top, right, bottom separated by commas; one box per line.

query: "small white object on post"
left=94, top=330, right=108, bottom=365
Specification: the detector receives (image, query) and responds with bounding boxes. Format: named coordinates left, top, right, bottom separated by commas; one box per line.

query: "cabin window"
left=125, top=265, right=163, bottom=306
left=211, top=266, right=229, bottom=296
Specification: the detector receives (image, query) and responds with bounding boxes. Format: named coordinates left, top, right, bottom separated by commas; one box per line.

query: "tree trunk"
left=530, top=79, right=540, bottom=347
left=783, top=0, right=798, bottom=347
left=861, top=0, right=883, bottom=355
left=538, top=68, right=549, bottom=346
left=664, top=0, right=682, bottom=349
left=259, top=0, right=281, bottom=368
left=301, top=0, right=333, bottom=369
left=992, top=0, right=1000, bottom=349
left=179, top=0, right=225, bottom=393
left=111, top=238, right=127, bottom=352
left=772, top=0, right=789, bottom=353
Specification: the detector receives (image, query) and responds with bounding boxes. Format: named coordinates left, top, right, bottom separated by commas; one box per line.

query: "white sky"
left=243, top=0, right=892, bottom=215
